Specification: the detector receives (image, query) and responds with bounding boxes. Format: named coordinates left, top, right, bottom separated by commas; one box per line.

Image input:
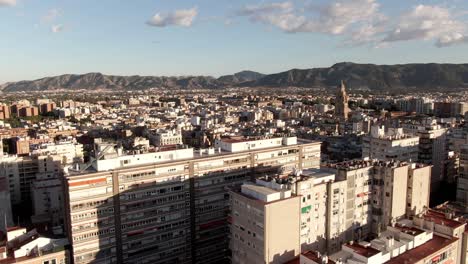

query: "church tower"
left=335, top=80, right=350, bottom=120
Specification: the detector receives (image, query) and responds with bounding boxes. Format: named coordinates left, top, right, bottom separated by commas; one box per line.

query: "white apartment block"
left=215, top=136, right=297, bottom=153
left=362, top=125, right=419, bottom=162
left=0, top=140, right=84, bottom=215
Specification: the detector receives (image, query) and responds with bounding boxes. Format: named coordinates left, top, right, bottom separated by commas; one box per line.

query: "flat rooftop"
left=242, top=184, right=279, bottom=196
left=422, top=210, right=466, bottom=229
left=393, top=224, right=425, bottom=236
left=301, top=251, right=336, bottom=264
left=344, top=242, right=381, bottom=258
left=385, top=235, right=458, bottom=264
left=67, top=138, right=320, bottom=177
left=300, top=169, right=336, bottom=184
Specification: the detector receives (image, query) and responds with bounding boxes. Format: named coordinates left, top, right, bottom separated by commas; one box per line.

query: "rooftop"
left=392, top=224, right=425, bottom=237
left=422, top=209, right=465, bottom=229
left=385, top=235, right=458, bottom=264
left=343, top=242, right=381, bottom=258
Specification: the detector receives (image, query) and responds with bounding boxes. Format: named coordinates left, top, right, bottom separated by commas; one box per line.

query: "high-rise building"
left=0, top=139, right=83, bottom=218
left=40, top=102, right=57, bottom=114
left=335, top=81, right=350, bottom=120
left=324, top=160, right=431, bottom=243
left=240, top=159, right=431, bottom=257
left=63, top=137, right=321, bottom=264
left=0, top=104, right=10, bottom=120
left=417, top=124, right=448, bottom=192
left=229, top=181, right=301, bottom=264
left=406, top=164, right=432, bottom=217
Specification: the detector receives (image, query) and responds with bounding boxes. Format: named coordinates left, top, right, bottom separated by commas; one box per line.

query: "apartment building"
left=250, top=159, right=431, bottom=256
left=324, top=160, right=431, bottom=243
left=362, top=125, right=419, bottom=162
left=371, top=163, right=409, bottom=234
left=1, top=140, right=83, bottom=199
left=0, top=177, right=14, bottom=232
left=457, top=144, right=468, bottom=205
left=0, top=228, right=70, bottom=264
left=288, top=170, right=335, bottom=253
left=63, top=137, right=321, bottom=264
left=412, top=209, right=467, bottom=264
left=229, top=182, right=301, bottom=264
left=0, top=104, right=10, bottom=120
left=406, top=164, right=432, bottom=217
left=417, top=124, right=448, bottom=192
left=331, top=223, right=458, bottom=264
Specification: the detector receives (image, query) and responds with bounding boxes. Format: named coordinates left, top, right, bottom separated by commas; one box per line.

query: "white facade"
left=363, top=125, right=419, bottom=162
left=215, top=136, right=297, bottom=153
left=151, top=130, right=183, bottom=146
left=92, top=147, right=194, bottom=171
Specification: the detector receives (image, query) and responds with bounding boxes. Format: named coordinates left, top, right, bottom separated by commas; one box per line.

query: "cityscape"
left=1, top=1, right=468, bottom=264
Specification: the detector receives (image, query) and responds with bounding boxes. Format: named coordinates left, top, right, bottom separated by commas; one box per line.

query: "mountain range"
left=2, top=62, right=468, bottom=92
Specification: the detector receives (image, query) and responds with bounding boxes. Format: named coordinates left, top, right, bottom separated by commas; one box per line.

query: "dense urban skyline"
left=1, top=0, right=468, bottom=83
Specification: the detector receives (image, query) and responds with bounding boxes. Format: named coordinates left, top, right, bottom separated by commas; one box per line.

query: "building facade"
left=63, top=137, right=321, bottom=264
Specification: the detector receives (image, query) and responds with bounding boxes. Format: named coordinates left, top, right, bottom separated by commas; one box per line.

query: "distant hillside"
left=218, top=71, right=265, bottom=84
left=0, top=73, right=222, bottom=92
left=247, top=62, right=468, bottom=90
left=2, top=63, right=468, bottom=92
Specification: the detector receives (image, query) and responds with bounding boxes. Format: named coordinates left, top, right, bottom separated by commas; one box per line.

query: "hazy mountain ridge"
left=2, top=63, right=468, bottom=92
left=218, top=70, right=266, bottom=84
left=245, top=62, right=468, bottom=90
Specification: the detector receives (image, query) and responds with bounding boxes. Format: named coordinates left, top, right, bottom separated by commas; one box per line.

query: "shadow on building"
left=65, top=163, right=284, bottom=264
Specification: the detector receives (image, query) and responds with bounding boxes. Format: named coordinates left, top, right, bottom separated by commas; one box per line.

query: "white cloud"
left=237, top=2, right=293, bottom=16
left=236, top=0, right=385, bottom=39
left=51, top=24, right=64, bottom=33
left=383, top=5, right=468, bottom=47
left=236, top=1, right=468, bottom=48
left=436, top=33, right=468, bottom=47
left=147, top=7, right=197, bottom=27
left=0, top=0, right=16, bottom=7
left=236, top=2, right=307, bottom=32
left=313, top=0, right=384, bottom=35
left=42, top=8, right=62, bottom=23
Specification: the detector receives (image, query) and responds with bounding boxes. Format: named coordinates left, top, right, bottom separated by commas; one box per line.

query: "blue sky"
left=1, top=0, right=468, bottom=83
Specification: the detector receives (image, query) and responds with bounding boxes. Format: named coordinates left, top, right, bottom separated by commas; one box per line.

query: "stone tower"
left=335, top=80, right=349, bottom=120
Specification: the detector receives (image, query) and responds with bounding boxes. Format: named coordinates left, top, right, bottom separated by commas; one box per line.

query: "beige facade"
left=407, top=164, right=431, bottom=217
left=230, top=183, right=300, bottom=264
left=372, top=164, right=409, bottom=234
